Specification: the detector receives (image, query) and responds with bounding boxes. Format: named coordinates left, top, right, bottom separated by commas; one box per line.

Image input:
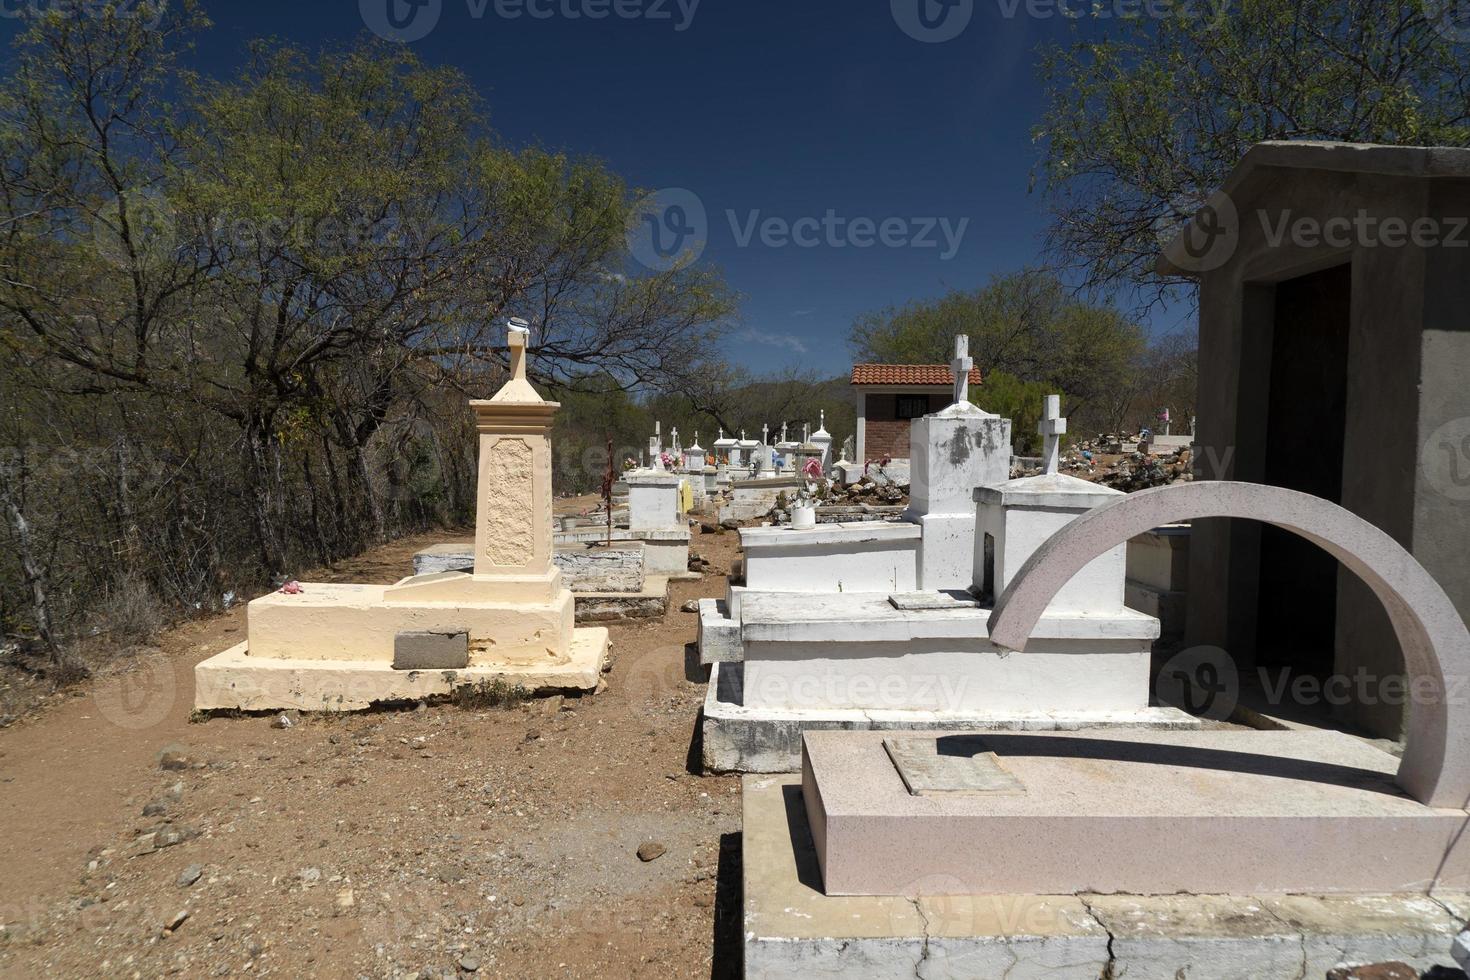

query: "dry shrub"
left=99, top=573, right=166, bottom=645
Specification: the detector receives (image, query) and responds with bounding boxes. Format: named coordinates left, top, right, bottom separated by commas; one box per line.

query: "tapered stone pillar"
left=468, top=329, right=562, bottom=602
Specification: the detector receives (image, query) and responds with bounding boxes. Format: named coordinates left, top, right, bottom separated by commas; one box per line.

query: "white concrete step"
left=697, top=598, right=741, bottom=665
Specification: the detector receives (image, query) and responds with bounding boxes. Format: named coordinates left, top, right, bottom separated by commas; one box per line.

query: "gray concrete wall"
left=1411, top=177, right=1470, bottom=719
left=1187, top=160, right=1470, bottom=738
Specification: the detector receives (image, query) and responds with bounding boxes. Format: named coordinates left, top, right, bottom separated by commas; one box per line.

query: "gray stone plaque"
left=887, top=590, right=983, bottom=611
left=883, top=735, right=1026, bottom=796
left=393, top=630, right=470, bottom=671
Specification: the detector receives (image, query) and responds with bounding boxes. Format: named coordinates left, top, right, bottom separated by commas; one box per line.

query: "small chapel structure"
left=850, top=359, right=984, bottom=472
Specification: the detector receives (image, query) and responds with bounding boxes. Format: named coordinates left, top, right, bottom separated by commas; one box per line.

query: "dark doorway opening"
left=1254, top=263, right=1351, bottom=675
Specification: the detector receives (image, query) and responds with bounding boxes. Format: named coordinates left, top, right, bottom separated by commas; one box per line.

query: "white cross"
left=1038, top=394, right=1066, bottom=476
left=671, top=427, right=680, bottom=453
left=951, top=335, right=973, bottom=406
left=762, top=423, right=769, bottom=445
left=780, top=422, right=788, bottom=444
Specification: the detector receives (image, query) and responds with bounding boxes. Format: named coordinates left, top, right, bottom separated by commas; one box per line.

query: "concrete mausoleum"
left=195, top=326, right=610, bottom=711
left=1163, top=141, right=1470, bottom=739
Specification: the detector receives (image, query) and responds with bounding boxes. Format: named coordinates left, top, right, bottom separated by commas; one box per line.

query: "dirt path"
left=0, top=523, right=743, bottom=979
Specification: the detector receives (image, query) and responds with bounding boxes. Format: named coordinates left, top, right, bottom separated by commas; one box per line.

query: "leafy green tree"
left=0, top=1, right=736, bottom=661
left=1036, top=0, right=1470, bottom=300
left=0, top=8, right=734, bottom=577
left=849, top=270, right=1144, bottom=436
left=976, top=372, right=1054, bottom=456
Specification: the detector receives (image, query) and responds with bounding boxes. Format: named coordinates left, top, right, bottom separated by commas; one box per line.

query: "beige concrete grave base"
left=194, top=629, right=609, bottom=712
left=744, top=775, right=1469, bottom=980
left=803, top=729, right=1470, bottom=896
left=246, top=580, right=574, bottom=664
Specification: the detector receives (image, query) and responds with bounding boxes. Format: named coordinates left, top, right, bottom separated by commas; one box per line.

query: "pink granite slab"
left=802, top=728, right=1470, bottom=896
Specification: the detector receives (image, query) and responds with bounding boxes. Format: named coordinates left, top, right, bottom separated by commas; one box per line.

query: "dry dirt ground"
left=0, top=514, right=745, bottom=979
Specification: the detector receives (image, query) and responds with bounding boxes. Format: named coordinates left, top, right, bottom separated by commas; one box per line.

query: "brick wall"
left=864, top=419, right=911, bottom=461
left=861, top=392, right=948, bottom=460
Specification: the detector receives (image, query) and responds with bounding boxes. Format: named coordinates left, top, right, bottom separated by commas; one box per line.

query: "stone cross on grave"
left=672, top=427, right=680, bottom=453
left=1039, top=394, right=1066, bottom=476
left=951, top=335, right=973, bottom=406
left=781, top=422, right=788, bottom=444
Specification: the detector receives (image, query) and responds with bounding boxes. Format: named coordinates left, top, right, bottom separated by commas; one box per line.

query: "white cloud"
left=740, top=329, right=809, bottom=354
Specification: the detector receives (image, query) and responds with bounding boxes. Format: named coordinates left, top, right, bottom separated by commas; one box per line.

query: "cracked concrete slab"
left=744, top=775, right=1470, bottom=979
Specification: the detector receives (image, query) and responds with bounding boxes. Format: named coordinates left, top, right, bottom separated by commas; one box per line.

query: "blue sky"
left=10, top=1, right=1193, bottom=375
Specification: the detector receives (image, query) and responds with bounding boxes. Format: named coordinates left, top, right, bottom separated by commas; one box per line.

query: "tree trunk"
left=300, top=452, right=330, bottom=567
left=243, top=417, right=286, bottom=578
left=1, top=485, right=59, bottom=658
left=348, top=443, right=387, bottom=545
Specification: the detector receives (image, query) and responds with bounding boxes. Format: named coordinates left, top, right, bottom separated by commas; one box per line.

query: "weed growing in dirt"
left=451, top=679, right=530, bottom=710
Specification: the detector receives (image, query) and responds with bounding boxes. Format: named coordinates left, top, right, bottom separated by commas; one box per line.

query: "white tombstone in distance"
left=684, top=432, right=705, bottom=473
left=713, top=428, right=737, bottom=485
left=774, top=422, right=799, bottom=474
left=810, top=411, right=833, bottom=475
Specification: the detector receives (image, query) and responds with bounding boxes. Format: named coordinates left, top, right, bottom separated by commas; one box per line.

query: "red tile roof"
left=850, top=363, right=983, bottom=386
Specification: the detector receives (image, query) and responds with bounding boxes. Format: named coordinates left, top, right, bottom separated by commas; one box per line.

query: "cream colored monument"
left=195, top=326, right=610, bottom=711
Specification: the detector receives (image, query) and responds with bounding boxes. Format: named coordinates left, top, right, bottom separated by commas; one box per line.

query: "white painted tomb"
left=626, top=469, right=681, bottom=530
left=809, top=410, right=833, bottom=474
left=747, top=480, right=1470, bottom=977
left=973, top=395, right=1126, bottom=611
left=195, top=326, right=610, bottom=711
left=683, top=433, right=705, bottom=474
left=735, top=431, right=759, bottom=475
left=774, top=422, right=798, bottom=475
left=732, top=430, right=753, bottom=470
left=907, top=337, right=1011, bottom=592
left=756, top=424, right=773, bottom=476
left=698, top=366, right=1189, bottom=773
left=713, top=428, right=737, bottom=482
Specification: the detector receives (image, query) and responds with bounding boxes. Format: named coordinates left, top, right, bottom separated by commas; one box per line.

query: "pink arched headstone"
left=987, top=482, right=1470, bottom=809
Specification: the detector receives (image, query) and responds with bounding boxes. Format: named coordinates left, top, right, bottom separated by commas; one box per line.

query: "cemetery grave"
left=192, top=326, right=611, bottom=713
left=697, top=344, right=1195, bottom=773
